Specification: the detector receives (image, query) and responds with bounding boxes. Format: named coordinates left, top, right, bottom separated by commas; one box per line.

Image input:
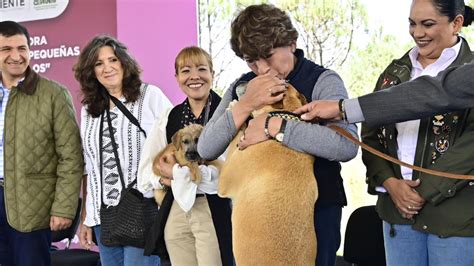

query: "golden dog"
left=152, top=124, right=210, bottom=205
left=219, top=85, right=318, bottom=265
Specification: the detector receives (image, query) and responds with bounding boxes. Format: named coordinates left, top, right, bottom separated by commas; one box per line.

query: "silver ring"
left=268, top=88, right=273, bottom=95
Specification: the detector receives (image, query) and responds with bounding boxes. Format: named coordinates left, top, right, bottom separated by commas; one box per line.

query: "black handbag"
left=98, top=92, right=159, bottom=248
left=100, top=180, right=158, bottom=248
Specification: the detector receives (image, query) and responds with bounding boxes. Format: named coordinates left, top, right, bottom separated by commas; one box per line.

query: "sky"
left=359, top=0, right=412, bottom=43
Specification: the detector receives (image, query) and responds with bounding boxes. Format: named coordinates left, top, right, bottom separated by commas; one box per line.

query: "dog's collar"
left=268, top=111, right=301, bottom=122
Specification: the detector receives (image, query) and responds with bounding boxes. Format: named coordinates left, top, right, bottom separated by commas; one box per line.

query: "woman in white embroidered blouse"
left=74, top=35, right=171, bottom=266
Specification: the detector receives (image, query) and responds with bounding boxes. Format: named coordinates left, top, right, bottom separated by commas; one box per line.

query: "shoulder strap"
left=99, top=107, right=139, bottom=205
left=109, top=94, right=147, bottom=138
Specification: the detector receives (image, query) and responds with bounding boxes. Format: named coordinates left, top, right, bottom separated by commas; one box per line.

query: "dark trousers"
left=314, top=204, right=342, bottom=266
left=0, top=187, right=51, bottom=266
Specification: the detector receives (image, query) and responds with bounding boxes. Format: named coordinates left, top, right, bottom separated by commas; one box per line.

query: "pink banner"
left=3, top=0, right=198, bottom=112
left=20, top=0, right=118, bottom=115
left=117, top=0, right=198, bottom=105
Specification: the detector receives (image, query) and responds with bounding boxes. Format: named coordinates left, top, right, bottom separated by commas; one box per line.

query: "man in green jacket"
left=0, top=21, right=83, bottom=266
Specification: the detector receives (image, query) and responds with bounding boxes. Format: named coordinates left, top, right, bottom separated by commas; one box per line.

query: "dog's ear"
left=271, top=100, right=284, bottom=110
left=171, top=131, right=182, bottom=150
left=298, top=92, right=308, bottom=105
left=193, top=124, right=203, bottom=136
left=279, top=84, right=307, bottom=111
left=289, top=84, right=308, bottom=105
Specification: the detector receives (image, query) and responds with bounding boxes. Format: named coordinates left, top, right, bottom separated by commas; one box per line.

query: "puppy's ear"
left=194, top=124, right=203, bottom=136
left=171, top=131, right=181, bottom=150
left=271, top=100, right=284, bottom=110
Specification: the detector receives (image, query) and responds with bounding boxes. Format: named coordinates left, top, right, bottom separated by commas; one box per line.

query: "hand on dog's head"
left=252, top=84, right=307, bottom=117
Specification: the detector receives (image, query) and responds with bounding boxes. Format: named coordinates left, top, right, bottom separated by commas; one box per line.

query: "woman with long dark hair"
left=74, top=35, right=171, bottom=266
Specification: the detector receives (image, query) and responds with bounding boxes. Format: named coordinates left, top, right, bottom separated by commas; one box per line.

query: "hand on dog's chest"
left=264, top=112, right=289, bottom=142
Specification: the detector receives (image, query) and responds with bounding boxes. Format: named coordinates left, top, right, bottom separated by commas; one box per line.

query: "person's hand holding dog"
left=240, top=71, right=287, bottom=111
left=239, top=115, right=283, bottom=150
left=158, top=151, right=176, bottom=187
left=294, top=100, right=341, bottom=122
left=232, top=70, right=287, bottom=130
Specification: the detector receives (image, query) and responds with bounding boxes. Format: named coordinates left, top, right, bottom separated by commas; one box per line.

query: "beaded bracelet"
left=264, top=115, right=272, bottom=139
left=338, top=99, right=347, bottom=122
left=268, top=111, right=301, bottom=122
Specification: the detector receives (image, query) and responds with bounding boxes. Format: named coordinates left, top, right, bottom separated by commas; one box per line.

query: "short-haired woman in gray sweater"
left=197, top=4, right=358, bottom=266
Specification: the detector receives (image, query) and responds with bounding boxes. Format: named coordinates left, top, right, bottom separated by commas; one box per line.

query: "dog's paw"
left=188, top=164, right=203, bottom=184
left=193, top=174, right=202, bottom=184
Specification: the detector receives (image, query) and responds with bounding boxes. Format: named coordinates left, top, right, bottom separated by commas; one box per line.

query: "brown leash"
left=328, top=124, right=474, bottom=180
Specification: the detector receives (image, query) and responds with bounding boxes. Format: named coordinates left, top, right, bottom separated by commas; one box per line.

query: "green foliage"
left=340, top=32, right=411, bottom=97
left=459, top=0, right=474, bottom=43
left=198, top=0, right=271, bottom=95
left=277, top=0, right=368, bottom=68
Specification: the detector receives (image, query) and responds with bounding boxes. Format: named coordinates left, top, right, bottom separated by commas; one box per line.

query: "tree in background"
left=341, top=29, right=411, bottom=97
left=341, top=0, right=474, bottom=97
left=462, top=0, right=474, bottom=44
left=198, top=0, right=236, bottom=94
left=199, top=0, right=371, bottom=94
left=278, top=0, right=367, bottom=69
left=196, top=0, right=421, bottom=256
left=198, top=0, right=473, bottom=97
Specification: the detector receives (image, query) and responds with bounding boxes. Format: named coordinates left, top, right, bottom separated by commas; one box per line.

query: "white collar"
left=408, top=39, right=462, bottom=70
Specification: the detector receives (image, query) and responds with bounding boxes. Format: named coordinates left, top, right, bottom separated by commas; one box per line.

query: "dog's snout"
left=185, top=151, right=202, bottom=162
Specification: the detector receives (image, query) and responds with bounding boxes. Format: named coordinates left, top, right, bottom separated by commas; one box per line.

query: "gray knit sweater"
left=198, top=70, right=359, bottom=162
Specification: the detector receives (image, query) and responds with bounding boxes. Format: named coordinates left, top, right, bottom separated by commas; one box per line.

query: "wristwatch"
left=275, top=119, right=287, bottom=142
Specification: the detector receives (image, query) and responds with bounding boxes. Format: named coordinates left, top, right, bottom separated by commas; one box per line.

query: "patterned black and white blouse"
left=81, top=84, right=172, bottom=226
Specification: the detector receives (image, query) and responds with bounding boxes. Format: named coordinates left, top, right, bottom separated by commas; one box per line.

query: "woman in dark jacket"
left=362, top=1, right=474, bottom=265
left=138, top=46, right=233, bottom=266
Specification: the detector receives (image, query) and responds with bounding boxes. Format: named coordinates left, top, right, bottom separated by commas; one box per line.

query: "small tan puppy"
left=152, top=124, right=204, bottom=205
left=219, top=85, right=318, bottom=265
left=152, top=124, right=222, bottom=205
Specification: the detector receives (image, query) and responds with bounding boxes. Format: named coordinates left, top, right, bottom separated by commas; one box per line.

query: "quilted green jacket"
left=3, top=67, right=83, bottom=232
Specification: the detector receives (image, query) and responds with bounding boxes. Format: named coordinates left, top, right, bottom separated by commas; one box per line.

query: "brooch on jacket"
left=430, top=113, right=458, bottom=164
